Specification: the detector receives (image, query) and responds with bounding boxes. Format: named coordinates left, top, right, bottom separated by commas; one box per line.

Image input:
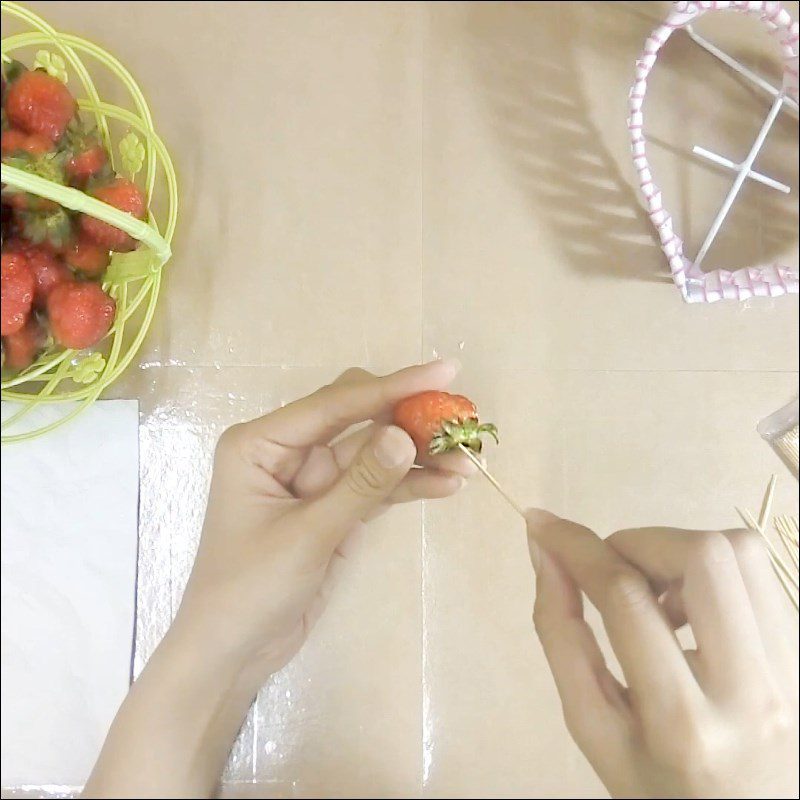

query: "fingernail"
left=525, top=508, right=560, bottom=531
left=437, top=357, right=462, bottom=377
left=374, top=426, right=412, bottom=468
left=462, top=458, right=480, bottom=476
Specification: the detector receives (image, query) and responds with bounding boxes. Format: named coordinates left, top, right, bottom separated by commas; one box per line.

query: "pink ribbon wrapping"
left=629, top=0, right=799, bottom=303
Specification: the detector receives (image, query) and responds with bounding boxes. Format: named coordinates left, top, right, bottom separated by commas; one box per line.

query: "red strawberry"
left=1, top=251, right=35, bottom=335
left=47, top=281, right=115, bottom=349
left=80, top=177, right=145, bottom=252
left=2, top=191, right=58, bottom=213
left=62, top=121, right=111, bottom=186
left=3, top=315, right=45, bottom=369
left=66, top=142, right=108, bottom=185
left=5, top=69, right=76, bottom=142
left=393, top=391, right=498, bottom=455
left=4, top=238, right=71, bottom=306
left=64, top=234, right=110, bottom=276
left=1, top=128, right=54, bottom=156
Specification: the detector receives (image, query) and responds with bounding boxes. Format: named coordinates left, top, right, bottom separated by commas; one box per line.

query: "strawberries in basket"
left=2, top=58, right=149, bottom=372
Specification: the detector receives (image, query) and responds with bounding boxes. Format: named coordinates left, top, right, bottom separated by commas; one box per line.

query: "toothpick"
left=458, top=444, right=525, bottom=518
left=737, top=507, right=798, bottom=610
left=774, top=517, right=799, bottom=570
left=776, top=515, right=799, bottom=548
left=740, top=507, right=796, bottom=586
left=758, top=474, right=778, bottom=531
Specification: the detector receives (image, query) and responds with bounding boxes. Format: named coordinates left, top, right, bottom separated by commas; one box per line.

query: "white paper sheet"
left=1, top=400, right=139, bottom=789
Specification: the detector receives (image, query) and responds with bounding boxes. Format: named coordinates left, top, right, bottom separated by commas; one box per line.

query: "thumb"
left=300, top=425, right=416, bottom=553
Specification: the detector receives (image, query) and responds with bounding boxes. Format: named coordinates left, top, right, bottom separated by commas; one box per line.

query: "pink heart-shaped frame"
left=629, top=0, right=799, bottom=303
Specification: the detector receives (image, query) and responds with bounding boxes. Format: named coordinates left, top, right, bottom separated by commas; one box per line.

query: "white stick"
left=739, top=515, right=799, bottom=612
left=758, top=474, right=778, bottom=531
left=774, top=518, right=800, bottom=570
left=778, top=515, right=799, bottom=548
left=692, top=146, right=791, bottom=193
left=738, top=507, right=798, bottom=591
left=685, top=25, right=799, bottom=116
left=694, top=94, right=786, bottom=270
left=457, top=444, right=526, bottom=518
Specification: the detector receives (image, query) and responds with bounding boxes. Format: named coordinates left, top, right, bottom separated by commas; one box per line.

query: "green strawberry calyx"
left=1, top=151, right=67, bottom=185
left=17, top=207, right=73, bottom=249
left=429, top=418, right=499, bottom=455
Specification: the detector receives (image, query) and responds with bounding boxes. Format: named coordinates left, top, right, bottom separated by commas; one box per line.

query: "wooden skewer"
left=758, top=474, right=778, bottom=531
left=736, top=507, right=799, bottom=611
left=738, top=507, right=797, bottom=587
left=458, top=444, right=526, bottom=518
left=774, top=516, right=799, bottom=570
left=776, top=514, right=799, bottom=548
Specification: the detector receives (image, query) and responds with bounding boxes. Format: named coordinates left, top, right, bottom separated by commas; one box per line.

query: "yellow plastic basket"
left=1, top=1, right=177, bottom=442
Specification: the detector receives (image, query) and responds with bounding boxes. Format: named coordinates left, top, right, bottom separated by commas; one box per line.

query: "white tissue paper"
left=1, top=400, right=139, bottom=789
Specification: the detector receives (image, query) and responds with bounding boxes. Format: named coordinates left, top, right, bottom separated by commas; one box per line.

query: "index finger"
left=244, top=359, right=461, bottom=448
left=526, top=510, right=702, bottom=724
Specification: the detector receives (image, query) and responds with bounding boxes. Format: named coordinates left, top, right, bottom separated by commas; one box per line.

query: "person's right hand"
left=526, top=510, right=799, bottom=799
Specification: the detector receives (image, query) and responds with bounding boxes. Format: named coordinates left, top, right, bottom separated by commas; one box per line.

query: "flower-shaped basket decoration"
left=1, top=0, right=177, bottom=442
left=629, top=0, right=799, bottom=303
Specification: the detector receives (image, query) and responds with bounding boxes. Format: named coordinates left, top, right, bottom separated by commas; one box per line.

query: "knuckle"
left=333, top=367, right=371, bottom=385
left=215, top=422, right=245, bottom=456
left=649, top=716, right=716, bottom=779
left=606, top=527, right=644, bottom=544
left=312, top=382, right=337, bottom=402
left=764, top=698, right=795, bottom=739
left=532, top=600, right=557, bottom=641
left=604, top=566, right=651, bottom=612
left=723, top=528, right=768, bottom=563
left=689, top=530, right=735, bottom=565
left=215, top=422, right=283, bottom=469
left=344, top=460, right=385, bottom=498
left=746, top=684, right=792, bottom=732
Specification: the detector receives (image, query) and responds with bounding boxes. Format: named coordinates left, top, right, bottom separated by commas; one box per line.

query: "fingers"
left=721, top=529, right=798, bottom=695
left=526, top=510, right=702, bottom=724
left=390, top=469, right=464, bottom=503
left=243, top=359, right=460, bottom=449
left=606, top=528, right=772, bottom=699
left=290, top=445, right=339, bottom=498
left=297, top=425, right=416, bottom=556
left=331, top=420, right=479, bottom=479
left=418, top=449, right=480, bottom=479
left=292, top=425, right=474, bottom=501
left=659, top=582, right=688, bottom=629
left=532, top=547, right=632, bottom=767
left=359, top=470, right=467, bottom=522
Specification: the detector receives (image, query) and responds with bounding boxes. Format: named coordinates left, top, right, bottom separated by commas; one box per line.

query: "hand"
left=172, top=359, right=475, bottom=679
left=526, top=510, right=799, bottom=799
left=85, top=360, right=476, bottom=799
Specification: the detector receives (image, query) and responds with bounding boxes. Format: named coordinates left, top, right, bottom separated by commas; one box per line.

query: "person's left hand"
left=85, top=359, right=475, bottom=799
left=171, top=359, right=473, bottom=680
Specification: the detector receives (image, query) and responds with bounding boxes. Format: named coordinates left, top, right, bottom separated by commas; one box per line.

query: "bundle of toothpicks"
left=736, top=475, right=799, bottom=612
